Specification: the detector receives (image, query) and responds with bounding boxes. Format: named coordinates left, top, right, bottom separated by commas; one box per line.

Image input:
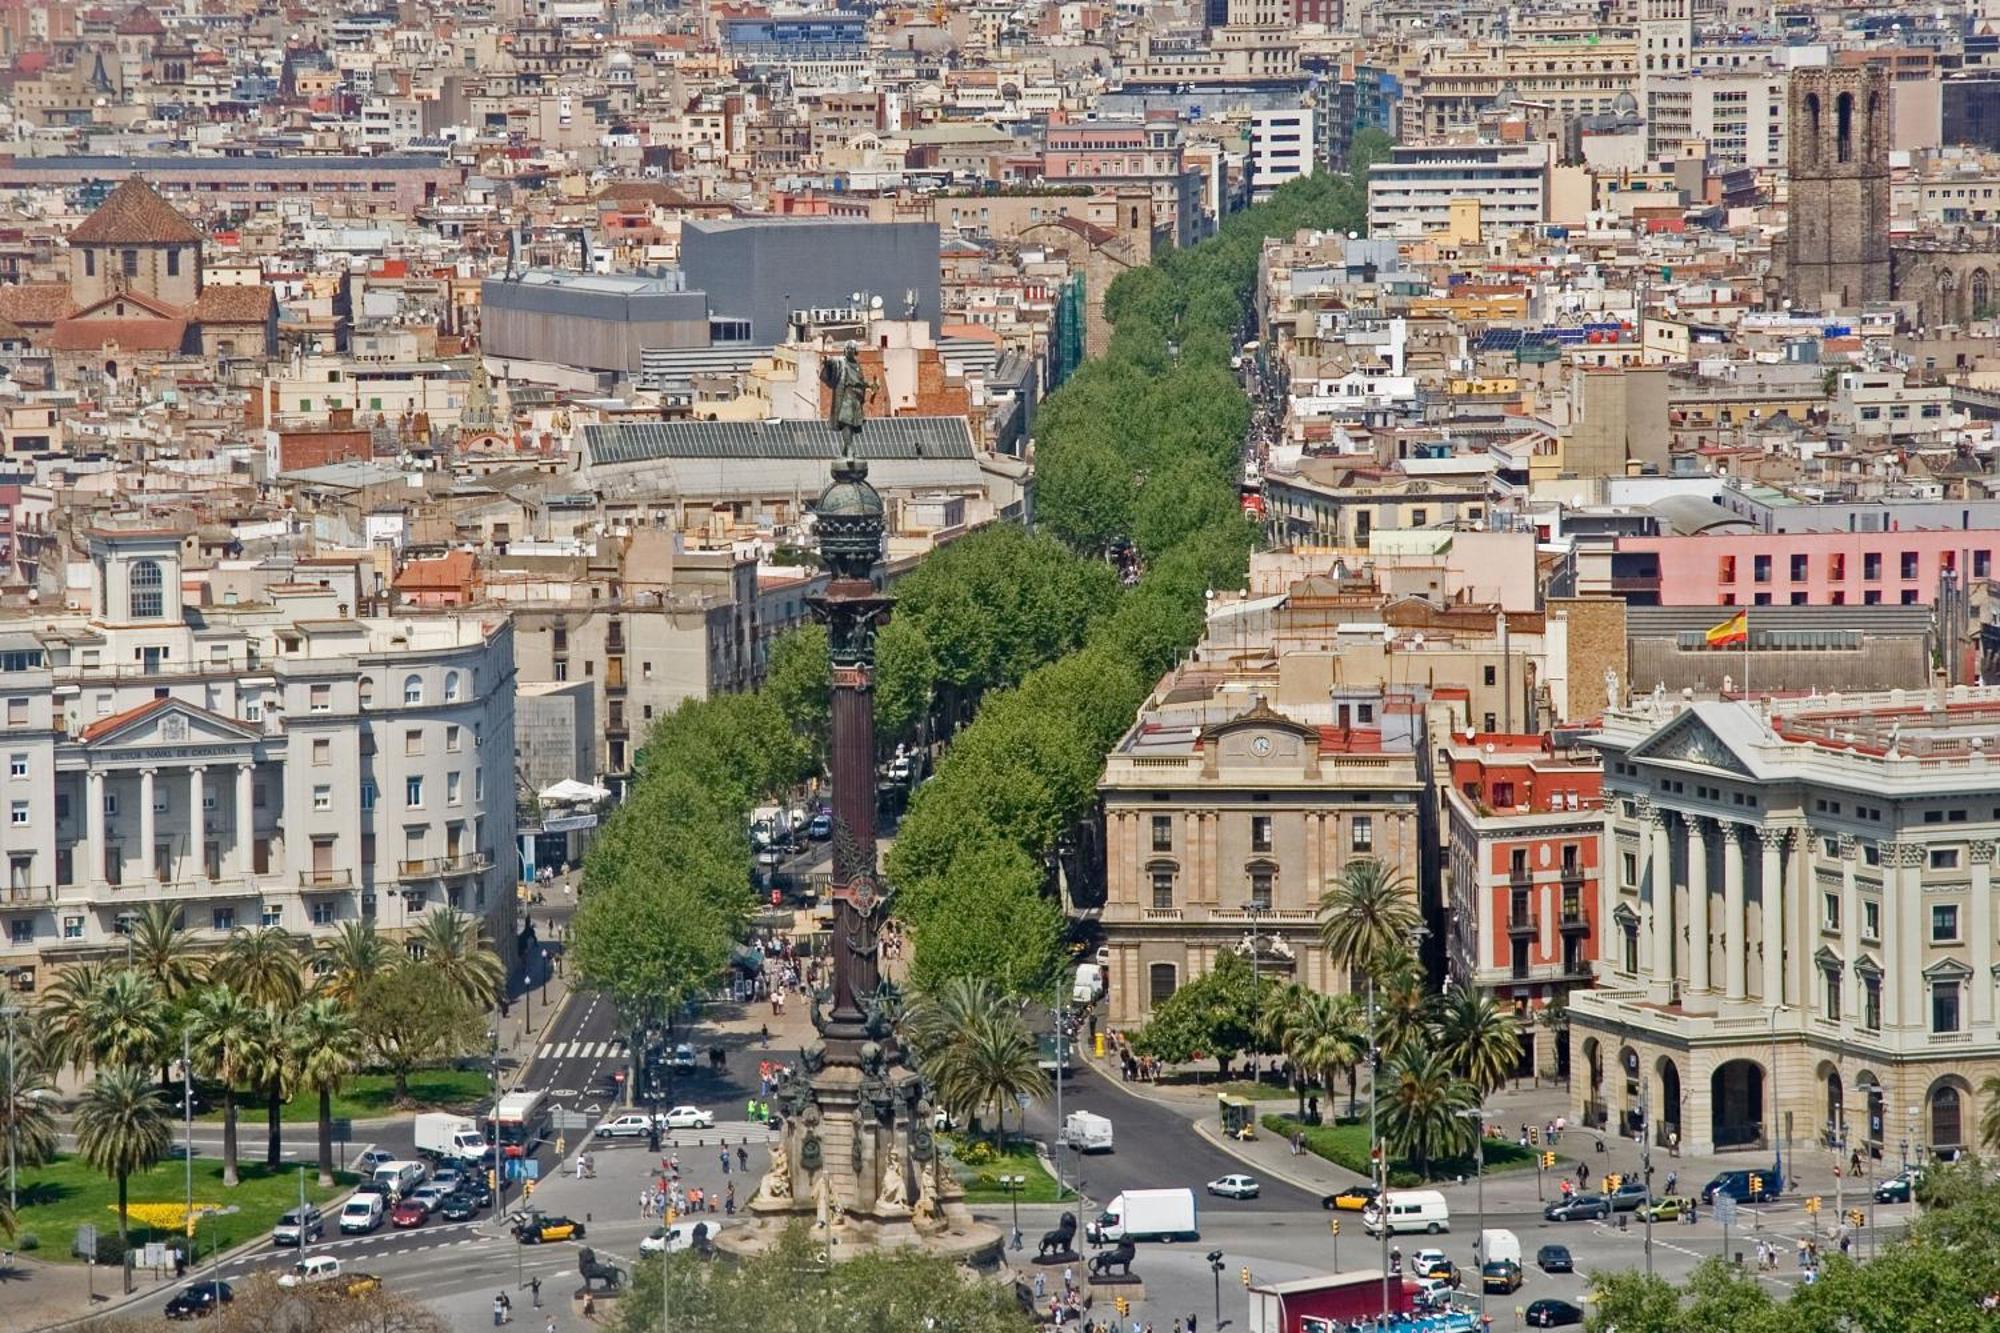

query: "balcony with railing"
left=299, top=868, right=355, bottom=889
left=0, top=883, right=53, bottom=906
left=1560, top=892, right=1590, bottom=932
left=59, top=876, right=262, bottom=906
left=1507, top=896, right=1537, bottom=936
left=397, top=853, right=492, bottom=882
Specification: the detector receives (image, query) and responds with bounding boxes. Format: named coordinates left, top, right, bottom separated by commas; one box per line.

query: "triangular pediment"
left=80, top=698, right=260, bottom=750
left=1924, top=956, right=1974, bottom=981
left=1626, top=708, right=1754, bottom=777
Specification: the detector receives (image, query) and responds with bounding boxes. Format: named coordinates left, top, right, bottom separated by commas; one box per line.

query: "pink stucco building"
left=1615, top=529, right=2000, bottom=606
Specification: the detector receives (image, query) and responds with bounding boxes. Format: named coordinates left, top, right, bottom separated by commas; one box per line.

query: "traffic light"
left=488, top=1169, right=498, bottom=1192
left=523, top=1179, right=536, bottom=1198
left=1847, top=1209, right=1864, bottom=1228
left=1749, top=1174, right=1763, bottom=1197
left=1530, top=1126, right=1540, bottom=1145
left=1241, top=1266, right=1252, bottom=1288
left=1542, top=1152, right=1557, bottom=1169
left=1329, top=1218, right=1341, bottom=1236
left=1115, top=1298, right=1130, bottom=1318
left=1604, top=1173, right=1622, bottom=1193
left=1805, top=1196, right=1821, bottom=1215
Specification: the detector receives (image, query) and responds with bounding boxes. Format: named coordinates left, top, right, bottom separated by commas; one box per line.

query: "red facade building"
left=1442, top=732, right=1604, bottom=1081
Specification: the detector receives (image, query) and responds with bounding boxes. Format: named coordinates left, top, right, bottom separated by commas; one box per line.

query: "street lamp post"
left=1005, top=1175, right=1024, bottom=1251
left=1457, top=1107, right=1494, bottom=1322
left=1208, top=1251, right=1226, bottom=1330
left=1369, top=974, right=1388, bottom=1319
left=1639, top=1077, right=1654, bottom=1278
left=1768, top=1007, right=1784, bottom=1192
left=2, top=1003, right=19, bottom=1215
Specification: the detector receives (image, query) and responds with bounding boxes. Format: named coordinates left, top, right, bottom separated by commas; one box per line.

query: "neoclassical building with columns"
left=0, top=522, right=516, bottom=994
left=1576, top=687, right=2000, bottom=1165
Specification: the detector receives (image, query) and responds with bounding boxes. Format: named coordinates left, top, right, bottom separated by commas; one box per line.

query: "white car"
left=598, top=1113, right=657, bottom=1138
left=639, top=1220, right=728, bottom=1255
left=661, top=1105, right=714, bottom=1130
left=1207, top=1174, right=1261, bottom=1199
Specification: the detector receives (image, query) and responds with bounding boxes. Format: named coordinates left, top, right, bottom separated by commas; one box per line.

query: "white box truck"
left=1062, top=1111, right=1114, bottom=1153
left=414, top=1112, right=489, bottom=1164
left=1085, top=1187, right=1199, bottom=1243
left=1480, top=1228, right=1521, bottom=1268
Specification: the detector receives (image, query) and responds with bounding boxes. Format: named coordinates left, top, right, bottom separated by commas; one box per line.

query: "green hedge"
left=1262, top=1113, right=1537, bottom=1186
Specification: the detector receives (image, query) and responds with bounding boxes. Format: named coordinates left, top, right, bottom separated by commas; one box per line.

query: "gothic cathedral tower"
left=1785, top=66, right=1890, bottom=310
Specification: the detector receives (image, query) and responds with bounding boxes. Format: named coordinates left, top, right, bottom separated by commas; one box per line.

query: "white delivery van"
left=1362, top=1189, right=1451, bottom=1236
left=339, top=1194, right=384, bottom=1234
left=1480, top=1228, right=1522, bottom=1268
left=1062, top=1111, right=1115, bottom=1153
left=371, top=1160, right=426, bottom=1199
left=1073, top=963, right=1105, bottom=1005
left=1084, top=1188, right=1199, bottom=1243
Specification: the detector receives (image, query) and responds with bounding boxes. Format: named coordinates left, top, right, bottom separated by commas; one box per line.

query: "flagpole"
left=1743, top=608, right=1750, bottom=700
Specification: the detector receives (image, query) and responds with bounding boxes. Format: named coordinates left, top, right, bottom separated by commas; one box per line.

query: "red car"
left=389, top=1199, right=428, bottom=1229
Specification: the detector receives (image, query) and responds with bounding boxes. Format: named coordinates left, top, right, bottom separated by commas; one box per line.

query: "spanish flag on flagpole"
left=1706, top=609, right=1749, bottom=648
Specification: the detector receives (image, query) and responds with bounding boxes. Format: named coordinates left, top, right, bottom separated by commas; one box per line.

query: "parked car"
left=1481, top=1260, right=1524, bottom=1295
left=1206, top=1174, right=1260, bottom=1199
left=270, top=1205, right=323, bottom=1247
left=1543, top=1192, right=1610, bottom=1222
left=389, top=1199, right=429, bottom=1230
left=1608, top=1179, right=1652, bottom=1212
left=514, top=1213, right=586, bottom=1244
left=164, top=1282, right=233, bottom=1320
left=1636, top=1194, right=1690, bottom=1222
left=440, top=1192, right=481, bottom=1222
left=1525, top=1299, right=1586, bottom=1328
left=1536, top=1244, right=1573, bottom=1274
left=1321, top=1185, right=1379, bottom=1212
left=662, top=1106, right=715, bottom=1130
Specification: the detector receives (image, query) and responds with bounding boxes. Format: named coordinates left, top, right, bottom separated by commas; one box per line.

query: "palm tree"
left=40, top=962, right=111, bottom=1075
left=1980, top=1075, right=2000, bottom=1154
left=1379, top=1048, right=1479, bottom=1180
left=1257, top=983, right=1316, bottom=1116
left=1317, top=858, right=1422, bottom=984
left=1373, top=974, right=1433, bottom=1065
left=410, top=909, right=506, bottom=1009
left=905, top=976, right=1005, bottom=1067
left=1287, top=991, right=1368, bottom=1123
left=85, top=969, right=170, bottom=1073
left=218, top=930, right=304, bottom=1169
left=0, top=1036, right=59, bottom=1178
left=74, top=1066, right=172, bottom=1250
left=185, top=984, right=258, bottom=1187
left=217, top=927, right=303, bottom=1010
left=244, top=1004, right=298, bottom=1170
left=313, top=920, right=390, bottom=1009
left=956, top=1010, right=1051, bottom=1148
left=1433, top=987, right=1522, bottom=1094
left=127, top=903, right=208, bottom=1005
left=912, top=980, right=1049, bottom=1145
left=291, top=998, right=363, bottom=1188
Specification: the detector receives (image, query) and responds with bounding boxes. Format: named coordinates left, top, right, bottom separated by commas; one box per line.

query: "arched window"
left=1973, top=270, right=1991, bottom=319
left=1148, top=962, right=1178, bottom=1010
left=129, top=560, right=163, bottom=619
left=444, top=671, right=461, bottom=703
left=358, top=676, right=374, bottom=709
left=1803, top=93, right=1821, bottom=165
left=403, top=674, right=424, bottom=706
left=1932, top=1084, right=1963, bottom=1151
left=1836, top=92, right=1854, bottom=164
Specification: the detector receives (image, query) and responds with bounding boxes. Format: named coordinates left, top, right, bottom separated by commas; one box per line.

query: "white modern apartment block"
left=0, top=523, right=516, bottom=993
left=1366, top=142, right=1549, bottom=240
left=1646, top=71, right=1788, bottom=167
left=1577, top=687, right=2000, bottom=1165
left=1247, top=107, right=1316, bottom=201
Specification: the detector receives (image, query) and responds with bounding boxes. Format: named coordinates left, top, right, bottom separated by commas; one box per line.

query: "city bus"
left=491, top=1090, right=551, bottom=1160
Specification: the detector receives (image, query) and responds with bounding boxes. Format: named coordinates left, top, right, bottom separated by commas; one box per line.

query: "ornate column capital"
left=1969, top=839, right=1996, bottom=868
left=1838, top=833, right=1858, bottom=861
left=1883, top=841, right=1927, bottom=868
left=1759, top=824, right=1798, bottom=851
left=1635, top=795, right=1659, bottom=825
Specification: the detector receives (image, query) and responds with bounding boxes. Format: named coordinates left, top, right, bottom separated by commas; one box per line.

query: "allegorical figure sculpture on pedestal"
left=717, top=343, right=999, bottom=1266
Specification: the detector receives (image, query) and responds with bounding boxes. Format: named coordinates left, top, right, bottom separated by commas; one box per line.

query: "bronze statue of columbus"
left=821, top=341, right=873, bottom=459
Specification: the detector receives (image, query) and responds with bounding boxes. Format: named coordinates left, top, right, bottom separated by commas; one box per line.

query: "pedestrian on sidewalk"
left=720, top=1149, right=731, bottom=1175
left=530, top=1277, right=542, bottom=1308
left=738, top=1145, right=750, bottom=1171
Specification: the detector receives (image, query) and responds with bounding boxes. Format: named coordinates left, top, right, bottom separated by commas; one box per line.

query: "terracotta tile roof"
left=80, top=696, right=168, bottom=742
left=0, top=317, right=25, bottom=341
left=73, top=287, right=184, bottom=320
left=70, top=176, right=203, bottom=247
left=0, top=283, right=77, bottom=326
left=393, top=548, right=477, bottom=592
left=189, top=284, right=275, bottom=323
left=593, top=181, right=700, bottom=209
left=49, top=316, right=187, bottom=352
left=115, top=5, right=166, bottom=34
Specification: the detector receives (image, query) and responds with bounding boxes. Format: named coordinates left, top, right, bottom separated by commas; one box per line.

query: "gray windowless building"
left=680, top=218, right=942, bottom=346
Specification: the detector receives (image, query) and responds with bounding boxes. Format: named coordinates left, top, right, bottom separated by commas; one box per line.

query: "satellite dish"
left=870, top=295, right=883, bottom=310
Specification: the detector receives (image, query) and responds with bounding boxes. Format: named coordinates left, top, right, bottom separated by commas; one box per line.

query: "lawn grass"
left=12, top=1155, right=353, bottom=1263
left=945, top=1138, right=1077, bottom=1204
left=1210, top=1079, right=1299, bottom=1102
left=199, top=1069, right=493, bottom=1125
left=1262, top=1113, right=1536, bottom=1185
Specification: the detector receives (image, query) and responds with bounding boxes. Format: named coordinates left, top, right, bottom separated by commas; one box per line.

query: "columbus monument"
left=718, top=350, right=1001, bottom=1265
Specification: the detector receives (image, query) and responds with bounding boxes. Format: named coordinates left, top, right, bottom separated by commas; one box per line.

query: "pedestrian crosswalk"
left=537, top=1039, right=626, bottom=1062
